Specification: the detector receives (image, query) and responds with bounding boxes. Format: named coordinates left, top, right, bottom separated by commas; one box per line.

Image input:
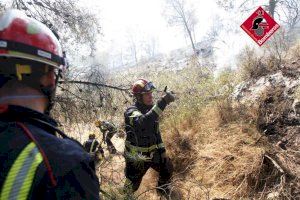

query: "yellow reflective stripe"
left=152, top=104, right=162, bottom=116
left=90, top=139, right=96, bottom=153
left=18, top=150, right=42, bottom=200
left=129, top=111, right=142, bottom=125
left=0, top=142, right=43, bottom=200
left=125, top=141, right=165, bottom=153
left=129, top=118, right=133, bottom=126
left=0, top=143, right=36, bottom=200
left=95, top=143, right=100, bottom=150
left=157, top=143, right=165, bottom=148
left=131, top=111, right=142, bottom=117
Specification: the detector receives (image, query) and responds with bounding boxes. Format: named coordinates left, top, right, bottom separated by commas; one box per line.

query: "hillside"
left=94, top=41, right=300, bottom=199
left=51, top=39, right=300, bottom=199
left=2, top=1, right=300, bottom=200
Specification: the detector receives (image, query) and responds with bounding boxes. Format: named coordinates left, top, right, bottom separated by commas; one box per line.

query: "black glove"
left=163, top=91, right=175, bottom=104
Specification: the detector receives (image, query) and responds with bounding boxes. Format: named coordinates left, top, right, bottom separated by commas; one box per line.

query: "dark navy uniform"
left=84, top=139, right=100, bottom=153
left=124, top=99, right=173, bottom=194
left=83, top=138, right=104, bottom=164
left=0, top=105, right=100, bottom=200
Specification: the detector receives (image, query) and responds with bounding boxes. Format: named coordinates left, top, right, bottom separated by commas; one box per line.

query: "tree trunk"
left=269, top=0, right=278, bottom=17
left=184, top=20, right=197, bottom=55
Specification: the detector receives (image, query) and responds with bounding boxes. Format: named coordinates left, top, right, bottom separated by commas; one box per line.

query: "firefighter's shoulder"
left=29, top=124, right=92, bottom=176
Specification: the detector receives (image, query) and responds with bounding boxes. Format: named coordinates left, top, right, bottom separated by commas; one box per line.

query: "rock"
left=232, top=71, right=300, bottom=105
left=267, top=191, right=279, bottom=199
left=292, top=99, right=300, bottom=116
left=232, top=62, right=300, bottom=197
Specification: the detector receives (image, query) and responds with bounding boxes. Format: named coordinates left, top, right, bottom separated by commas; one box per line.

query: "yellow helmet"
left=95, top=120, right=102, bottom=127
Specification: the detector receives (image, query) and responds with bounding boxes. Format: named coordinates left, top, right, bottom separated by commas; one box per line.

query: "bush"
left=238, top=46, right=282, bottom=81
left=256, top=86, right=293, bottom=135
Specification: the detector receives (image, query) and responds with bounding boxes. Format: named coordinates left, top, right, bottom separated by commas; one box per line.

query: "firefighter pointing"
left=123, top=78, right=175, bottom=198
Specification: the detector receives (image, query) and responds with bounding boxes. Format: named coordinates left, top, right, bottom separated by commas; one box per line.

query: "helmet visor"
left=0, top=57, right=61, bottom=82
left=143, top=81, right=156, bottom=93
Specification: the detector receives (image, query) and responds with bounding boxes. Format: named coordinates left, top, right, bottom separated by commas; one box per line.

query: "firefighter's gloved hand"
left=163, top=91, right=175, bottom=104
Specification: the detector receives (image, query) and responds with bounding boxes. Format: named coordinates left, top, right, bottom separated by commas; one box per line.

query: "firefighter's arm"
left=109, top=122, right=118, bottom=133
left=99, top=125, right=106, bottom=133
left=126, top=99, right=167, bottom=127
left=126, top=87, right=176, bottom=127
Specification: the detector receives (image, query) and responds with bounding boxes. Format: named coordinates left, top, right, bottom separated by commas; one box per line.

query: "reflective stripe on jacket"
left=0, top=142, right=43, bottom=200
left=124, top=99, right=167, bottom=149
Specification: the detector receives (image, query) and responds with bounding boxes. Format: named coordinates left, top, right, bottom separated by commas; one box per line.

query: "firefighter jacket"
left=0, top=105, right=100, bottom=200
left=124, top=99, right=167, bottom=155
left=84, top=139, right=100, bottom=153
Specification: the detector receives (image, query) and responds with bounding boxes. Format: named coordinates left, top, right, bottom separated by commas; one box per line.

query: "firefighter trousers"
left=124, top=154, right=173, bottom=195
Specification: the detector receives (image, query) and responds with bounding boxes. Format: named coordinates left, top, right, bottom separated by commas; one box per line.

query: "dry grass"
left=238, top=46, right=282, bottom=81
left=287, top=41, right=300, bottom=61
left=191, top=106, right=265, bottom=199
left=98, top=97, right=290, bottom=199
left=157, top=97, right=293, bottom=199
left=239, top=38, right=300, bottom=82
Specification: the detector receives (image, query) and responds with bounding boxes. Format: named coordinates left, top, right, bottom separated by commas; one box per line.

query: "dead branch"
left=58, top=80, right=130, bottom=91
left=264, top=154, right=285, bottom=174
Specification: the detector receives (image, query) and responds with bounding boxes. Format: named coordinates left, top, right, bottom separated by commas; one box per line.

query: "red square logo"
left=241, top=7, right=280, bottom=46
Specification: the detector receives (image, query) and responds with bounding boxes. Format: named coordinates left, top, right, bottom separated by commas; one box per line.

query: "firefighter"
left=0, top=10, right=100, bottom=199
left=95, top=120, right=118, bottom=155
left=83, top=133, right=105, bottom=164
left=123, top=78, right=175, bottom=198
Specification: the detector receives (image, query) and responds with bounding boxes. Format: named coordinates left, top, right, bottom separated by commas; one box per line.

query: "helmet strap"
left=43, top=69, right=61, bottom=115
left=41, top=85, right=55, bottom=115
left=135, top=94, right=143, bottom=103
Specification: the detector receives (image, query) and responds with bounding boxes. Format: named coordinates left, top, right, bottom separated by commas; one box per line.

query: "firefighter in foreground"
left=123, top=79, right=175, bottom=197
left=0, top=10, right=100, bottom=199
left=83, top=133, right=105, bottom=164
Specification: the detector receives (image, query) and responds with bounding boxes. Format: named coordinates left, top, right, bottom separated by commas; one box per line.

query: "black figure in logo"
left=252, top=10, right=268, bottom=36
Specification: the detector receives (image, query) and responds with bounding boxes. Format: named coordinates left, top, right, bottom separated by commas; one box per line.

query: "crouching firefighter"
left=123, top=78, right=175, bottom=198
left=95, top=120, right=117, bottom=155
left=0, top=10, right=100, bottom=199
left=83, top=133, right=105, bottom=165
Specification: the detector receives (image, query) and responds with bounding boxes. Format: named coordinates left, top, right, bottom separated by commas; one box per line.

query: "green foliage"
left=155, top=66, right=243, bottom=141
left=238, top=46, right=269, bottom=80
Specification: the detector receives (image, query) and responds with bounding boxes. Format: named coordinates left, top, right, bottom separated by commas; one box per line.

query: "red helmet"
left=0, top=9, right=67, bottom=70
left=132, top=78, right=156, bottom=95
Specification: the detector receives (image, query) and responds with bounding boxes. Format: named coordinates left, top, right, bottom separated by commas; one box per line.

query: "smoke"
left=213, top=29, right=255, bottom=71
left=202, top=1, right=257, bottom=72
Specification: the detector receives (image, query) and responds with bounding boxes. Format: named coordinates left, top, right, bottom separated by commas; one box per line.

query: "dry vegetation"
left=52, top=37, right=300, bottom=199
left=239, top=30, right=300, bottom=82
